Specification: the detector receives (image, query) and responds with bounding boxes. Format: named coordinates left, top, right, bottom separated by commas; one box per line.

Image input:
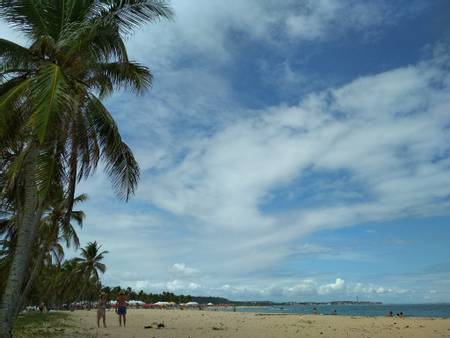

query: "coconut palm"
left=75, top=241, right=108, bottom=300
left=47, top=258, right=81, bottom=306
left=14, top=191, right=87, bottom=316
left=0, top=1, right=172, bottom=335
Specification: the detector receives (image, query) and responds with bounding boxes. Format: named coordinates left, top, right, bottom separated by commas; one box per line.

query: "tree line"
left=101, top=288, right=193, bottom=304
left=0, top=1, right=173, bottom=336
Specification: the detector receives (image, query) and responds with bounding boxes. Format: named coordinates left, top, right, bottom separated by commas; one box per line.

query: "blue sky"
left=3, top=0, right=450, bottom=302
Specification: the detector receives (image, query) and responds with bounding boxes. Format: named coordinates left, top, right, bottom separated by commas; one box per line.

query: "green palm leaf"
left=0, top=38, right=33, bottom=73
left=0, top=77, right=31, bottom=143
left=95, top=61, right=152, bottom=94
left=28, top=63, right=72, bottom=143
left=95, top=0, right=173, bottom=34
left=86, top=94, right=139, bottom=200
left=0, top=0, right=49, bottom=38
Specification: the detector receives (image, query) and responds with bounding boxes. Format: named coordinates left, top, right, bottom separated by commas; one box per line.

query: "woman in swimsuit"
left=97, top=292, right=107, bottom=328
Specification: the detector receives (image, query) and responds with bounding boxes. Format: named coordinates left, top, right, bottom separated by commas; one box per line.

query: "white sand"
left=65, top=308, right=450, bottom=338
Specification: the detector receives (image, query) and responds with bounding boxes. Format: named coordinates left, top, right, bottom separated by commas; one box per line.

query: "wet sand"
left=63, top=308, right=450, bottom=338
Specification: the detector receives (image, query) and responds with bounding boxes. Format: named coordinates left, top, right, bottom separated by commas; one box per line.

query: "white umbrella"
left=185, top=301, right=199, bottom=306
left=207, top=303, right=214, bottom=306
left=154, top=301, right=170, bottom=305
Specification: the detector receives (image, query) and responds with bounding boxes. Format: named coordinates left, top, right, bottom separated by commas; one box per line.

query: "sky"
left=2, top=0, right=450, bottom=303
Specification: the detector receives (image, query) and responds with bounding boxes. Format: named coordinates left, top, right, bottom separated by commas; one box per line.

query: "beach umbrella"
left=185, top=301, right=199, bottom=306
left=154, top=301, right=170, bottom=305
left=207, top=303, right=214, bottom=306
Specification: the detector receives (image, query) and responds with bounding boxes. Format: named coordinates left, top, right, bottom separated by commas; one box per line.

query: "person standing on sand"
left=97, top=292, right=107, bottom=328
left=116, top=291, right=128, bottom=327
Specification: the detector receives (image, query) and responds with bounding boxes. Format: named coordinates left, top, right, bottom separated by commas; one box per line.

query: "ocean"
left=229, top=304, right=450, bottom=318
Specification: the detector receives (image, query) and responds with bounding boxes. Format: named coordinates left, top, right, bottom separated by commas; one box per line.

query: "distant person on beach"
left=332, top=309, right=337, bottom=315
left=313, top=307, right=319, bottom=315
left=39, top=302, right=47, bottom=313
left=116, top=291, right=128, bottom=327
left=387, top=311, right=393, bottom=317
left=97, top=292, right=107, bottom=328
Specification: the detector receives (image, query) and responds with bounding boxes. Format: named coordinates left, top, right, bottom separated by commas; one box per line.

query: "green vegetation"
left=104, top=287, right=194, bottom=304
left=25, top=242, right=107, bottom=308
left=12, top=312, right=72, bottom=338
left=0, top=1, right=172, bottom=336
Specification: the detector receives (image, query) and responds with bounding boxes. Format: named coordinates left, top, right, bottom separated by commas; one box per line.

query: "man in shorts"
left=97, top=292, right=107, bottom=328
left=116, top=291, right=128, bottom=327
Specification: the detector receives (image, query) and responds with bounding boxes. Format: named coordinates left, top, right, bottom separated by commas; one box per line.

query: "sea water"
left=231, top=304, right=450, bottom=318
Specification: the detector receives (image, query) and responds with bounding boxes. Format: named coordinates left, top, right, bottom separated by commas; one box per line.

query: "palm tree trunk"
left=14, top=247, right=46, bottom=317
left=0, top=145, right=43, bottom=338
left=62, top=132, right=78, bottom=228
left=78, top=281, right=88, bottom=304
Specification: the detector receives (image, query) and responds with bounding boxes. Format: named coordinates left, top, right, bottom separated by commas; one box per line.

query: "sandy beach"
left=63, top=309, right=450, bottom=338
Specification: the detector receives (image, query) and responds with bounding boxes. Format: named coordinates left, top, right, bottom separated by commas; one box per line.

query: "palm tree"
left=0, top=1, right=172, bottom=335
left=48, top=258, right=81, bottom=306
left=14, top=191, right=87, bottom=316
left=76, top=241, right=108, bottom=301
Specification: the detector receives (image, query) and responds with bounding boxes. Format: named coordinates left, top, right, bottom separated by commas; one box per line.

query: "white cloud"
left=142, top=54, right=450, bottom=246
left=156, top=277, right=410, bottom=300
left=169, top=263, right=199, bottom=277
left=295, top=243, right=332, bottom=255
left=127, top=0, right=284, bottom=67
left=286, top=0, right=345, bottom=40
left=350, top=283, right=408, bottom=295
left=166, top=279, right=201, bottom=292
left=318, top=278, right=346, bottom=295
left=287, top=279, right=317, bottom=294
left=285, top=0, right=425, bottom=41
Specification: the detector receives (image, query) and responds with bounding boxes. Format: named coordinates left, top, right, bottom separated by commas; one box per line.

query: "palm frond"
left=28, top=63, right=72, bottom=143
left=70, top=210, right=85, bottom=226
left=0, top=38, right=33, bottom=72
left=94, top=262, right=106, bottom=274
left=74, top=193, right=88, bottom=204
left=86, top=94, right=139, bottom=200
left=0, top=77, right=31, bottom=136
left=60, top=20, right=129, bottom=63
left=0, top=78, right=30, bottom=149
left=95, top=0, right=173, bottom=34
left=35, top=144, right=64, bottom=201
left=93, top=61, right=152, bottom=94
left=0, top=0, right=49, bottom=38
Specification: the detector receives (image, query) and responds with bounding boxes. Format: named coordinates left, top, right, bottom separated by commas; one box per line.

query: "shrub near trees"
left=0, top=1, right=172, bottom=336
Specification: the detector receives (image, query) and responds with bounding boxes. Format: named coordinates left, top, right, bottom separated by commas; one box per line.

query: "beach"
left=60, top=309, right=450, bottom=338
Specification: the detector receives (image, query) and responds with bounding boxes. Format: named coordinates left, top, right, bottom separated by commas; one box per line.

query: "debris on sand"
left=213, top=323, right=226, bottom=330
